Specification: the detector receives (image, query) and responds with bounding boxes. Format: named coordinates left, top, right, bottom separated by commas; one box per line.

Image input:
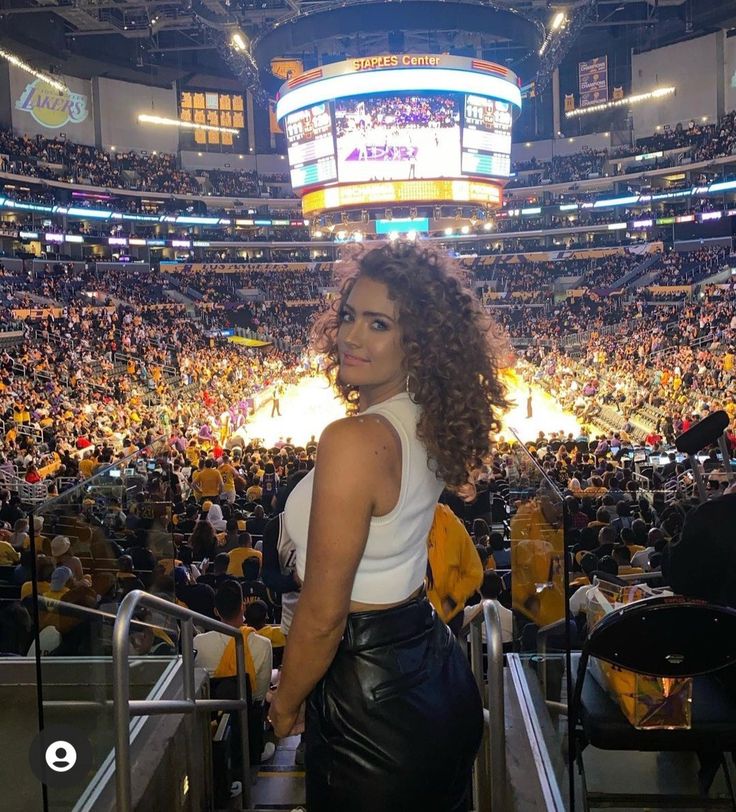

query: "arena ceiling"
left=0, top=0, right=734, bottom=92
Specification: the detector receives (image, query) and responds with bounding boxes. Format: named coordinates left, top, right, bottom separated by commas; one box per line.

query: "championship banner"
left=564, top=94, right=575, bottom=113
left=271, top=58, right=304, bottom=82
left=269, top=102, right=283, bottom=135
left=578, top=56, right=608, bottom=108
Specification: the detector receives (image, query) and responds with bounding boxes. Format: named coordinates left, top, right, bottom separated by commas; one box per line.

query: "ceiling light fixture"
left=231, top=32, right=248, bottom=52
left=138, top=113, right=240, bottom=135
left=0, top=47, right=67, bottom=93
left=551, top=12, right=566, bottom=31
left=565, top=86, right=676, bottom=118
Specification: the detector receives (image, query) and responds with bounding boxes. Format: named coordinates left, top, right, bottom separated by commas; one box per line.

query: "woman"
left=270, top=242, right=508, bottom=811
left=206, top=502, right=227, bottom=533
left=8, top=518, right=30, bottom=551
left=188, top=520, right=218, bottom=563
left=25, top=463, right=41, bottom=484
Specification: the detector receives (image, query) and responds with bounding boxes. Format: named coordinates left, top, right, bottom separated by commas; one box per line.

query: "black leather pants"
left=305, top=595, right=484, bottom=811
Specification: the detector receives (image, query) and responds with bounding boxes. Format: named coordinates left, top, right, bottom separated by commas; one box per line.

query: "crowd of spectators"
left=519, top=283, right=736, bottom=448
left=0, top=129, right=292, bottom=199
left=1, top=107, right=736, bottom=210
left=507, top=108, right=736, bottom=189
left=649, top=246, right=729, bottom=286
left=167, top=264, right=332, bottom=305
left=203, top=169, right=294, bottom=199
left=509, top=148, right=608, bottom=188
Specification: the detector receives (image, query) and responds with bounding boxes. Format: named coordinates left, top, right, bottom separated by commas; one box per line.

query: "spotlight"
left=551, top=12, right=566, bottom=31
left=231, top=32, right=248, bottom=52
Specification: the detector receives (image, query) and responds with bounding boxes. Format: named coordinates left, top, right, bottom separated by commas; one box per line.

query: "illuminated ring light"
left=276, top=65, right=521, bottom=121
left=301, top=179, right=503, bottom=215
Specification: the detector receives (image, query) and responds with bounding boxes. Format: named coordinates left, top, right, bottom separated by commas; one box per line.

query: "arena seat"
left=570, top=597, right=736, bottom=808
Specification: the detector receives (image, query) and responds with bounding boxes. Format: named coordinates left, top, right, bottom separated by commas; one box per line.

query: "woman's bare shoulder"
left=319, top=415, right=400, bottom=459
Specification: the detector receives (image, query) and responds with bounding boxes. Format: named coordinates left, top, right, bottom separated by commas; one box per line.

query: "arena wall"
left=631, top=33, right=720, bottom=138
left=179, top=151, right=289, bottom=175
left=725, top=32, right=736, bottom=114
left=0, top=63, right=11, bottom=131
left=95, top=78, right=179, bottom=154
left=511, top=131, right=612, bottom=165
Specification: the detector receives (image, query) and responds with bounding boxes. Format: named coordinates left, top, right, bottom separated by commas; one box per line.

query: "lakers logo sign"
left=15, top=78, right=88, bottom=129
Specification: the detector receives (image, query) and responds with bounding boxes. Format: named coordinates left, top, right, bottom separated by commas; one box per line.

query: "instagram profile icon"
left=29, top=724, right=92, bottom=788
left=45, top=741, right=77, bottom=773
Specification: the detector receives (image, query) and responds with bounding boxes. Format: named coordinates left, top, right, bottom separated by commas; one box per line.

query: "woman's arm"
left=269, top=415, right=394, bottom=734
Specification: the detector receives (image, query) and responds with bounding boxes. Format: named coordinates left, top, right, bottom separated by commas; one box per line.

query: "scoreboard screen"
left=461, top=95, right=513, bottom=179
left=285, top=102, right=338, bottom=189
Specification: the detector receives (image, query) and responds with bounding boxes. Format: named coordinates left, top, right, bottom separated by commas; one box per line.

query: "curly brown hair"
left=311, top=241, right=509, bottom=488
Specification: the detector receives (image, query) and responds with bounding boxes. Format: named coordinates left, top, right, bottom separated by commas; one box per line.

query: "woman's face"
left=337, top=276, right=406, bottom=398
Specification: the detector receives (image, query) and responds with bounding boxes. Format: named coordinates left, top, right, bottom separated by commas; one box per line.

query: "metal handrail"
left=112, top=589, right=252, bottom=811
left=465, top=599, right=507, bottom=811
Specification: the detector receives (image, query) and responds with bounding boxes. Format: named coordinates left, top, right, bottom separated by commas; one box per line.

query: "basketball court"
left=244, top=370, right=581, bottom=448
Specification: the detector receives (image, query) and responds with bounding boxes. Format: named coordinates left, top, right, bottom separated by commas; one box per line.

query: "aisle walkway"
left=249, top=734, right=305, bottom=810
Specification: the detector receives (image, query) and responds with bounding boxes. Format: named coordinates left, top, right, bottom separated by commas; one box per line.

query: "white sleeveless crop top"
left=283, top=392, right=445, bottom=604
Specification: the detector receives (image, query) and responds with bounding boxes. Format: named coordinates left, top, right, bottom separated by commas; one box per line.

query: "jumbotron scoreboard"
left=275, top=54, right=521, bottom=216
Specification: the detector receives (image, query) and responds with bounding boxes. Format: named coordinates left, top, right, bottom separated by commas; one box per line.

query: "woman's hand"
left=268, top=692, right=305, bottom=738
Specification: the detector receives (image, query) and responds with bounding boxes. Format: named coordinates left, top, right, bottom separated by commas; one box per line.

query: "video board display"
left=334, top=93, right=461, bottom=183
left=285, top=90, right=514, bottom=189
left=461, top=95, right=513, bottom=178
left=285, top=102, right=338, bottom=189
left=277, top=55, right=521, bottom=196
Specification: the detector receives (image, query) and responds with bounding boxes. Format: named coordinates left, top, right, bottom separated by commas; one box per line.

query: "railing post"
left=484, top=600, right=507, bottom=811
left=469, top=617, right=490, bottom=810
left=113, top=592, right=135, bottom=812
left=181, top=618, right=195, bottom=702
left=234, top=633, right=252, bottom=810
